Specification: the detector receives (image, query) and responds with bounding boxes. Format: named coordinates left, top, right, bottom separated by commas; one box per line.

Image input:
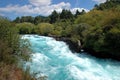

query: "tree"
left=37, top=23, right=54, bottom=35
left=59, top=9, right=74, bottom=22
left=60, top=9, right=73, bottom=20
left=67, top=10, right=74, bottom=19
left=34, top=16, right=42, bottom=25
left=95, top=0, right=120, bottom=10
left=16, top=22, right=35, bottom=34
left=20, top=16, right=34, bottom=23
left=75, top=10, right=81, bottom=18
left=60, top=9, right=66, bottom=19
left=80, top=10, right=86, bottom=15
left=104, top=27, right=120, bottom=55
left=75, top=10, right=104, bottom=26
left=49, top=10, right=59, bottom=23
left=0, top=19, right=31, bottom=64
left=14, top=17, right=20, bottom=23
left=94, top=4, right=99, bottom=9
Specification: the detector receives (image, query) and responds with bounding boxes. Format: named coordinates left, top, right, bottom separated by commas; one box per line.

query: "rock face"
left=48, top=35, right=120, bottom=61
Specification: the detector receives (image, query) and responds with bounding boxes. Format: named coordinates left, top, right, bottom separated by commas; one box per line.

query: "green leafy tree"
left=16, top=22, right=35, bottom=34
left=37, top=23, right=54, bottom=36
left=95, top=0, right=120, bottom=10
left=14, top=17, right=21, bottom=23
left=60, top=9, right=74, bottom=20
left=20, top=16, right=34, bottom=23
left=34, top=16, right=42, bottom=25
left=0, top=19, right=31, bottom=64
left=75, top=10, right=81, bottom=18
left=49, top=10, right=59, bottom=23
left=104, top=27, right=120, bottom=56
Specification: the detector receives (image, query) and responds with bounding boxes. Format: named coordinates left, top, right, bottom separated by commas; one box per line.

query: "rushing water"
left=22, top=35, right=120, bottom=80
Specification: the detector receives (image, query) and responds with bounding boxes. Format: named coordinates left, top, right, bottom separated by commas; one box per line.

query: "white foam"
left=66, top=65, right=112, bottom=80
left=32, top=53, right=50, bottom=62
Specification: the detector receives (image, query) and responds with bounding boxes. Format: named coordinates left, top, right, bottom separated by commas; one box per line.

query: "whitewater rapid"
left=22, top=35, right=120, bottom=80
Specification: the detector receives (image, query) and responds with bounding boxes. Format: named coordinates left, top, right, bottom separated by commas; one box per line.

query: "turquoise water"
left=22, top=35, right=120, bottom=80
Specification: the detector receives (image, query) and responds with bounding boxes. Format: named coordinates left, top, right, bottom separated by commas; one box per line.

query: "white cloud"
left=0, top=2, right=71, bottom=16
left=49, top=2, right=71, bottom=13
left=92, top=0, right=107, bottom=3
left=0, top=0, right=89, bottom=17
left=71, top=8, right=89, bottom=14
left=0, top=4, right=35, bottom=14
left=29, top=0, right=51, bottom=6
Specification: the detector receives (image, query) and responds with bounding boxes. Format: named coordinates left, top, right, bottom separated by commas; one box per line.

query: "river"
left=22, top=35, right=120, bottom=80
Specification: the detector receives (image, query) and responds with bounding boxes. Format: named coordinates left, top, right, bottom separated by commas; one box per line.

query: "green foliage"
left=60, top=9, right=73, bottom=19
left=14, top=16, right=50, bottom=24
left=75, top=10, right=81, bottom=18
left=34, top=16, right=50, bottom=25
left=0, top=19, right=31, bottom=64
left=49, top=10, right=59, bottom=23
left=101, top=8, right=120, bottom=26
left=75, top=10, right=104, bottom=26
left=34, top=16, right=42, bottom=25
left=73, top=23, right=90, bottom=37
left=94, top=0, right=120, bottom=10
left=16, top=22, right=36, bottom=34
left=49, top=9, right=75, bottom=24
left=75, top=3, right=120, bottom=57
left=75, top=9, right=86, bottom=18
left=83, top=27, right=105, bottom=52
left=0, top=19, right=19, bottom=64
left=104, top=27, right=120, bottom=56
left=53, top=21, right=73, bottom=37
left=0, top=18, right=38, bottom=80
left=19, top=16, right=34, bottom=23
left=37, top=23, right=54, bottom=35
left=70, top=23, right=91, bottom=43
left=52, top=24, right=62, bottom=37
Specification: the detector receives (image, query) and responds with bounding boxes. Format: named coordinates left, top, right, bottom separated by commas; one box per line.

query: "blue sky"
left=0, top=0, right=106, bottom=20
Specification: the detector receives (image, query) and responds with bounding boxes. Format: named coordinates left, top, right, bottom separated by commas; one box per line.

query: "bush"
left=37, top=23, right=54, bottom=35
left=0, top=18, right=37, bottom=80
left=16, top=22, right=36, bottom=34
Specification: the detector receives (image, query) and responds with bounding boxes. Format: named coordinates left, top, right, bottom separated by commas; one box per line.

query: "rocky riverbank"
left=48, top=35, right=120, bottom=61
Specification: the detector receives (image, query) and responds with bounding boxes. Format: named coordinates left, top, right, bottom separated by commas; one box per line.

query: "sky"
left=0, top=0, right=107, bottom=20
